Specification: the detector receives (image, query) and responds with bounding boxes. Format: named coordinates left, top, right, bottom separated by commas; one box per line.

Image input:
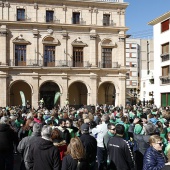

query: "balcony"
left=15, top=14, right=31, bottom=22
left=160, top=74, right=170, bottom=84
left=9, top=59, right=91, bottom=68
left=102, top=20, right=116, bottom=26
left=161, top=53, right=170, bottom=62
left=72, top=18, right=86, bottom=25
left=44, top=16, right=60, bottom=23
left=98, top=61, right=120, bottom=68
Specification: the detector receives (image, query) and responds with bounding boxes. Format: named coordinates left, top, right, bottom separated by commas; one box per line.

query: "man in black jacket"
left=0, top=116, right=18, bottom=170
left=27, top=125, right=61, bottom=170
left=80, top=123, right=97, bottom=170
left=107, top=124, right=135, bottom=170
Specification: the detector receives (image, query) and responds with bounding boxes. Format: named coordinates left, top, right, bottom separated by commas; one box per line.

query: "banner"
left=20, top=91, right=26, bottom=107
left=54, top=92, right=61, bottom=105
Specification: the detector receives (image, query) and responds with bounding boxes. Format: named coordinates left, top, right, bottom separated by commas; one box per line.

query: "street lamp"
left=149, top=91, right=154, bottom=104
left=130, top=88, right=140, bottom=106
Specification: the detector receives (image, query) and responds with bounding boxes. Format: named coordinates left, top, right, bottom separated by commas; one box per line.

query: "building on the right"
left=148, top=11, right=170, bottom=107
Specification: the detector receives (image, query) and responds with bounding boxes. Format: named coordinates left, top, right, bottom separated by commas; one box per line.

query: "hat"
left=33, top=123, right=42, bottom=133
left=81, top=123, right=89, bottom=132
left=134, top=124, right=143, bottom=134
left=0, top=116, right=9, bottom=124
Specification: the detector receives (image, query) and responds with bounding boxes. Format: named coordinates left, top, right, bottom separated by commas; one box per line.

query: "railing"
left=9, top=59, right=91, bottom=68
left=161, top=53, right=170, bottom=62
left=102, top=20, right=116, bottom=26
left=44, top=16, right=60, bottom=23
left=98, top=61, right=120, bottom=68
left=72, top=18, right=86, bottom=25
left=160, top=74, right=170, bottom=84
left=15, top=14, right=31, bottom=21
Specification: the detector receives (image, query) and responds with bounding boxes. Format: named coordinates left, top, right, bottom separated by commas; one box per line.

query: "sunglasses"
left=156, top=142, right=163, bottom=146
left=110, top=128, right=116, bottom=131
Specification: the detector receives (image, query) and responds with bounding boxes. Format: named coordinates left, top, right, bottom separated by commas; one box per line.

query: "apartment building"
left=149, top=11, right=170, bottom=107
left=0, top=0, right=128, bottom=109
left=125, top=38, right=154, bottom=105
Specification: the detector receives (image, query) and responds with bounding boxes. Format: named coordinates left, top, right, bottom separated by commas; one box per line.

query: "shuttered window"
left=162, top=43, right=169, bottom=54
left=162, top=66, right=169, bottom=76
left=161, top=93, right=166, bottom=106
left=161, top=19, right=169, bottom=33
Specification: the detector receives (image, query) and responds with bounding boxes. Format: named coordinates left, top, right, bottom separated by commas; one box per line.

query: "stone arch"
left=98, top=81, right=118, bottom=105
left=42, top=35, right=59, bottom=45
left=68, top=80, right=89, bottom=108
left=101, top=38, right=116, bottom=47
left=39, top=81, right=61, bottom=109
left=9, top=80, right=32, bottom=106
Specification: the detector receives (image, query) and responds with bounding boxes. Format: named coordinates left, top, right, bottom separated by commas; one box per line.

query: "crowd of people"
left=0, top=102, right=170, bottom=170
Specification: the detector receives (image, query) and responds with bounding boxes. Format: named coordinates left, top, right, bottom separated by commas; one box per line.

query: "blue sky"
left=125, top=0, right=170, bottom=38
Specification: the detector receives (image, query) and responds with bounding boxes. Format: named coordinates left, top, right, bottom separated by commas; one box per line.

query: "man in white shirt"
left=92, top=114, right=110, bottom=170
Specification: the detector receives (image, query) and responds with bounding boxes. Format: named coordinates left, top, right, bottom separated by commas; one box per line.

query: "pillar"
left=32, top=75, right=39, bottom=109
left=90, top=29, right=97, bottom=67
left=60, top=76, right=68, bottom=107
left=0, top=25, right=8, bottom=65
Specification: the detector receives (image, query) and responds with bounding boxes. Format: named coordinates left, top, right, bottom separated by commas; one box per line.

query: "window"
left=162, top=43, right=169, bottom=54
left=161, top=93, right=170, bottom=106
left=73, top=47, right=83, bottom=67
left=162, top=66, right=169, bottom=76
left=44, top=46, right=55, bottom=67
left=17, top=9, right=25, bottom=21
left=72, top=12, right=80, bottom=24
left=126, top=44, right=130, bottom=49
left=131, top=44, right=137, bottom=49
left=132, top=81, right=137, bottom=86
left=126, top=62, right=129, bottom=67
left=161, top=19, right=169, bottom=33
left=143, top=82, right=145, bottom=88
left=15, top=45, right=26, bottom=66
left=131, top=53, right=137, bottom=58
left=126, top=52, right=130, bottom=57
left=46, top=11, right=54, bottom=22
left=131, top=62, right=137, bottom=67
left=126, top=80, right=130, bottom=85
left=131, top=71, right=137, bottom=77
left=103, top=14, right=110, bottom=26
left=102, top=48, right=112, bottom=68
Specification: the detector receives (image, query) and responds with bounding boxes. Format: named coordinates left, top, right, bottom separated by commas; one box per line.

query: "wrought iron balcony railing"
left=102, top=20, right=116, bottom=26
left=9, top=59, right=91, bottom=68
left=44, top=16, right=60, bottom=23
left=98, top=61, right=120, bottom=68
left=160, top=74, right=170, bottom=84
left=160, top=53, right=170, bottom=62
left=15, top=14, right=31, bottom=21
left=72, top=18, right=86, bottom=25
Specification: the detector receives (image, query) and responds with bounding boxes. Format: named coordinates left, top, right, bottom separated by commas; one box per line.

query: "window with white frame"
left=126, top=52, right=130, bottom=58
left=126, top=80, right=130, bottom=85
left=132, top=71, right=137, bottom=77
left=132, top=81, right=137, bottom=86
left=131, top=43, right=137, bottom=49
left=126, top=44, right=130, bottom=49
left=131, top=53, right=137, bottom=58
left=131, top=62, right=137, bottom=67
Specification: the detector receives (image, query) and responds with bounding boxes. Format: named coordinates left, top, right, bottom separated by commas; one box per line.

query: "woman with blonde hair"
left=61, top=137, right=89, bottom=170
left=143, top=135, right=166, bottom=170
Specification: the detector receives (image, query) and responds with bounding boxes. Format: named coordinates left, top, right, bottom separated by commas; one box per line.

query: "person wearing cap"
left=17, top=123, right=42, bottom=170
left=0, top=116, right=18, bottom=170
left=27, top=125, right=61, bottom=170
left=80, top=123, right=97, bottom=170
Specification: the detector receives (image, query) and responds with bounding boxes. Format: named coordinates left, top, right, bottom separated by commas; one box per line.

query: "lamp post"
left=149, top=91, right=154, bottom=104
left=130, top=88, right=140, bottom=106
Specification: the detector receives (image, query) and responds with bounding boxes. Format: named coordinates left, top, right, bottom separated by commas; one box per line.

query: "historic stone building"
left=0, top=0, right=128, bottom=109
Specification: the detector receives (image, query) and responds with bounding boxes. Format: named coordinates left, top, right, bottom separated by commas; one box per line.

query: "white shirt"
left=92, top=122, right=108, bottom=148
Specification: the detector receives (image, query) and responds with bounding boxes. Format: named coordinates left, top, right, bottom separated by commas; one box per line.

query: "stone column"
left=3, top=2, right=10, bottom=20
left=89, top=73, right=98, bottom=105
left=31, top=74, right=39, bottom=109
left=90, top=29, right=97, bottom=67
left=118, top=73, right=126, bottom=107
left=0, top=73, right=8, bottom=107
left=0, top=25, right=8, bottom=65
left=60, top=76, right=68, bottom=107
left=61, top=30, right=69, bottom=66
left=0, top=1, right=4, bottom=19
